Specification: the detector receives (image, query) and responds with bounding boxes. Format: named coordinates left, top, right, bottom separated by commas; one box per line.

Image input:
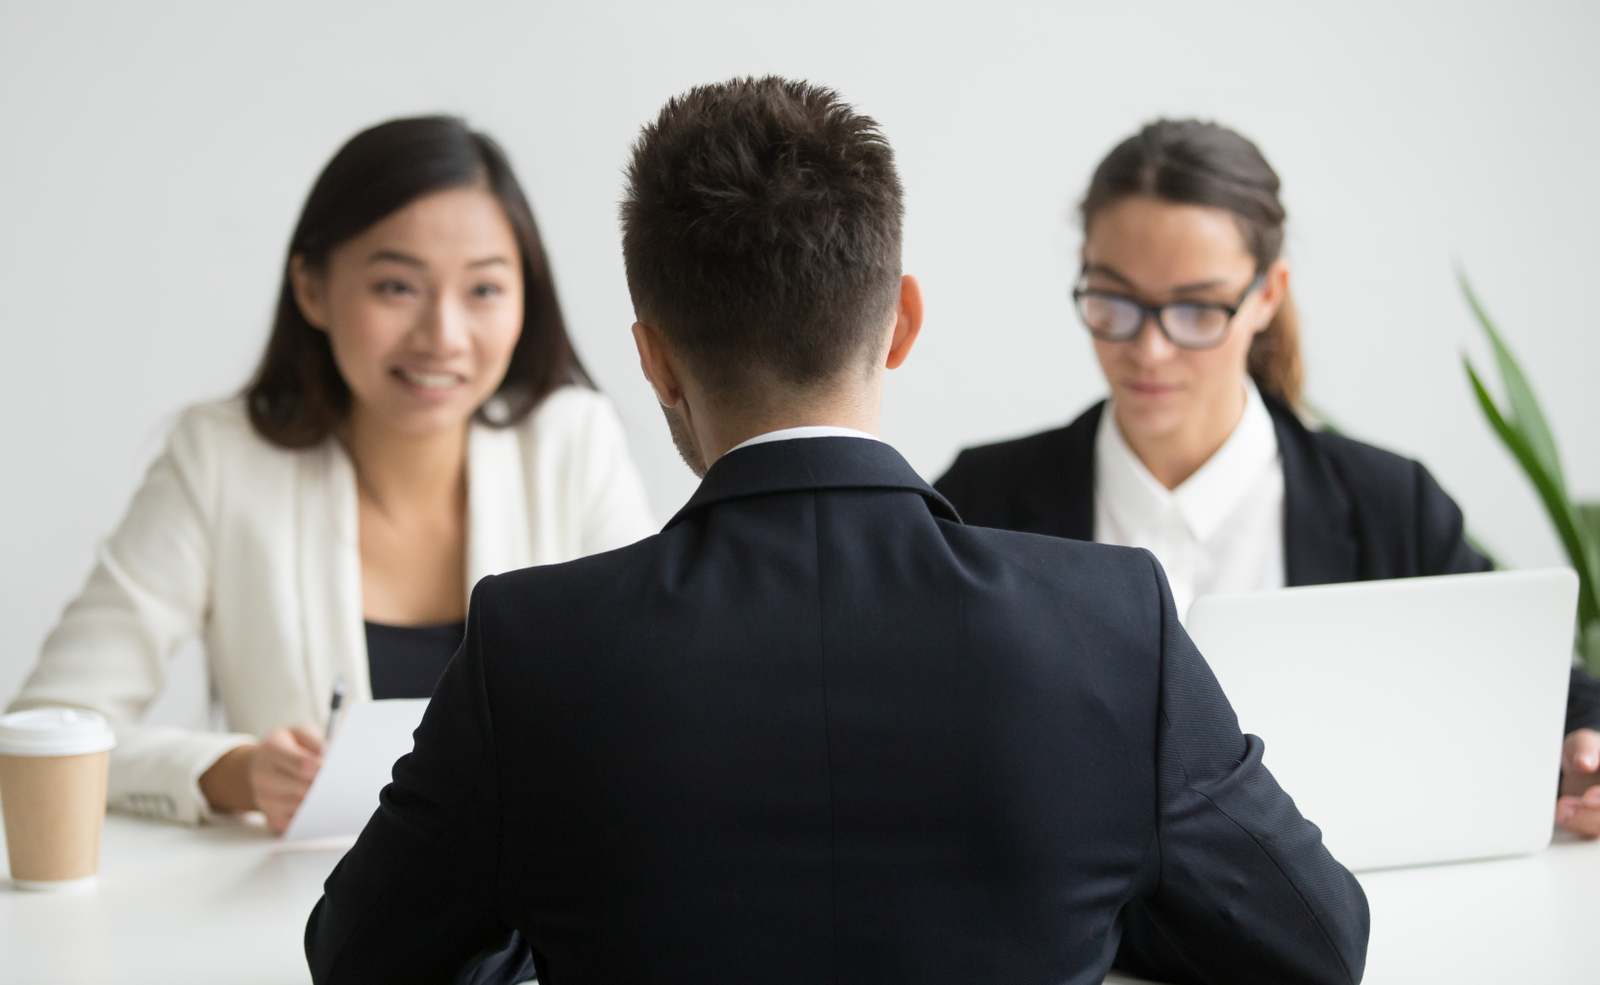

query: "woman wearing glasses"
left=933, top=118, right=1600, bottom=836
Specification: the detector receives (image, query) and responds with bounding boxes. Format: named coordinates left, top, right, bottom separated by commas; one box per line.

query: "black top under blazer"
left=306, top=437, right=1368, bottom=985
left=933, top=395, right=1600, bottom=735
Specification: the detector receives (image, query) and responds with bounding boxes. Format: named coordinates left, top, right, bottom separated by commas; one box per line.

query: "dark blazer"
left=934, top=396, right=1600, bottom=735
left=306, top=437, right=1368, bottom=985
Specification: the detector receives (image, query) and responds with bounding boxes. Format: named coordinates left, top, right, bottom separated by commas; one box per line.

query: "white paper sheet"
left=283, top=698, right=429, bottom=842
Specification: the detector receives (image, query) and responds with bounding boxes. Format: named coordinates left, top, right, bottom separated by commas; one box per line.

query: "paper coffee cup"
left=0, top=708, right=116, bottom=892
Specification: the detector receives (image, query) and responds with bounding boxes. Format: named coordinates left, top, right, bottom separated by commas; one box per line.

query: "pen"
left=326, top=674, right=347, bottom=746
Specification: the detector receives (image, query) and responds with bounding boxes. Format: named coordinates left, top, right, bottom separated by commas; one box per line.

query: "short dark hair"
left=620, top=77, right=903, bottom=398
left=1080, top=119, right=1303, bottom=406
left=245, top=116, right=590, bottom=448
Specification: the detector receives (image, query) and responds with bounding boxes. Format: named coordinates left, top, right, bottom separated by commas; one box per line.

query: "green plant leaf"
left=1583, top=622, right=1600, bottom=679
left=1577, top=502, right=1600, bottom=605
left=1458, top=270, right=1568, bottom=495
left=1465, top=358, right=1600, bottom=629
left=1459, top=278, right=1600, bottom=667
left=1576, top=502, right=1600, bottom=550
left=1579, top=504, right=1600, bottom=674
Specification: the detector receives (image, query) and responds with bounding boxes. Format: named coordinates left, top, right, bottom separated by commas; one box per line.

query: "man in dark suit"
left=305, top=76, right=1369, bottom=985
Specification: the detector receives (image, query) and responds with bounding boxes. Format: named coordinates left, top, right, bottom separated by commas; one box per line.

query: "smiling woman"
left=280, top=184, right=534, bottom=630
left=248, top=117, right=583, bottom=447
left=7, top=118, right=656, bottom=843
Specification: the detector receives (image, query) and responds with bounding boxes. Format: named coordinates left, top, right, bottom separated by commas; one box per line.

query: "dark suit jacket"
left=933, top=396, right=1600, bottom=735
left=306, top=437, right=1368, bottom=985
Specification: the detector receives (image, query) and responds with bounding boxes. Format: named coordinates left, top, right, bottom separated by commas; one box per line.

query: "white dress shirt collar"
left=727, top=425, right=881, bottom=454
left=1096, top=377, right=1280, bottom=545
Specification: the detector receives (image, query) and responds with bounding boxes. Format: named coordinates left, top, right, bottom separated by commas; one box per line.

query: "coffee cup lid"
left=0, top=708, right=117, bottom=757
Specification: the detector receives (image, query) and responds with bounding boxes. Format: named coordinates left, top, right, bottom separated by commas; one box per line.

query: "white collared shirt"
left=1093, top=378, right=1285, bottom=623
left=728, top=425, right=880, bottom=453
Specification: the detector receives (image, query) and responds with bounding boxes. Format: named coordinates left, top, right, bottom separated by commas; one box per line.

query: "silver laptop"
left=1185, top=568, right=1577, bottom=872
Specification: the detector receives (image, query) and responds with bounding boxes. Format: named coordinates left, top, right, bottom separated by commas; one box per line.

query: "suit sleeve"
left=1115, top=554, right=1370, bottom=985
left=1411, top=461, right=1600, bottom=735
left=305, top=579, right=509, bottom=984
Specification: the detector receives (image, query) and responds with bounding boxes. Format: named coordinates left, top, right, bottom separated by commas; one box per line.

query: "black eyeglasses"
left=1071, top=272, right=1265, bottom=349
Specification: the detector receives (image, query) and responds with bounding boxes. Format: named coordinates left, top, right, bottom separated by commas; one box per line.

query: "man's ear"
left=632, top=321, right=685, bottom=408
left=289, top=255, right=331, bottom=331
left=885, top=274, right=924, bottom=370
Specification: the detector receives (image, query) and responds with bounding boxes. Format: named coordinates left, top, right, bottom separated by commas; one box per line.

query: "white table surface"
left=2, top=813, right=1595, bottom=984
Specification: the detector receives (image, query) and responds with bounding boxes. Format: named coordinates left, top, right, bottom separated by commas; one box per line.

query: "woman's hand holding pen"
left=198, top=724, right=325, bottom=835
left=252, top=725, right=325, bottom=833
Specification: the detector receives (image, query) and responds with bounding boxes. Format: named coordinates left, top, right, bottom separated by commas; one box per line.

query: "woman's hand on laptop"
left=1556, top=728, right=1600, bottom=837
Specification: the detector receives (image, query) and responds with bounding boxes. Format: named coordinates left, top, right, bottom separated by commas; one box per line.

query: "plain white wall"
left=3, top=1, right=1597, bottom=719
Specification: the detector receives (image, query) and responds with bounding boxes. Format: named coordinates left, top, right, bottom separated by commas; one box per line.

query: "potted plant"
left=1461, top=271, right=1600, bottom=674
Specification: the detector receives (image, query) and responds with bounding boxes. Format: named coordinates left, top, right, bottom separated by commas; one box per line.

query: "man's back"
left=307, top=438, right=1367, bottom=984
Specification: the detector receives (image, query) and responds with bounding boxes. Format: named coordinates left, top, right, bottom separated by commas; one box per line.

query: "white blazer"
left=9, top=386, right=656, bottom=823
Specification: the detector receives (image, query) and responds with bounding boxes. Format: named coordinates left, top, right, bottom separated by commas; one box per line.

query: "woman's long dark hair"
left=245, top=116, right=591, bottom=448
left=1080, top=119, right=1302, bottom=406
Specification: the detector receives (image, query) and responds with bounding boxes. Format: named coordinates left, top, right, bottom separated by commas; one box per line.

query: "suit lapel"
left=297, top=438, right=370, bottom=709
left=1269, top=397, right=1360, bottom=586
left=465, top=422, right=532, bottom=594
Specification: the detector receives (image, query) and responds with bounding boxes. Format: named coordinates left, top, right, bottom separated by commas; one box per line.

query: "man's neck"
left=694, top=380, right=882, bottom=469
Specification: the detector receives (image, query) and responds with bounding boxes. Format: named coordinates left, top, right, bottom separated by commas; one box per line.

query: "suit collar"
left=665, top=436, right=961, bottom=529
left=1264, top=394, right=1360, bottom=586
